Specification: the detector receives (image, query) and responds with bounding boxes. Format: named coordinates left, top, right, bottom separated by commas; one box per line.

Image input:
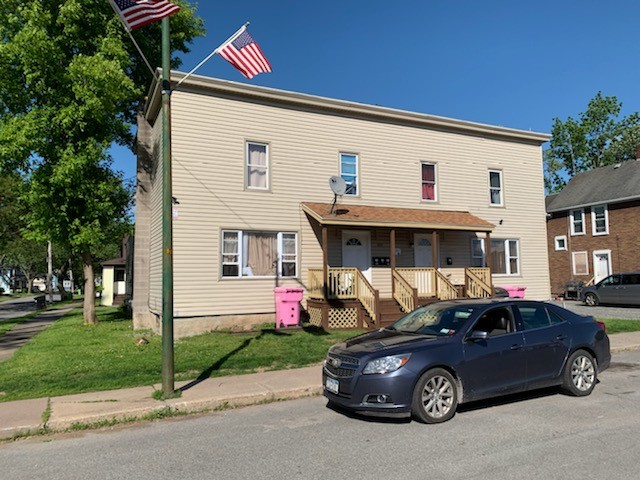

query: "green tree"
left=544, top=92, right=640, bottom=192
left=0, top=1, right=204, bottom=323
left=0, top=174, right=47, bottom=292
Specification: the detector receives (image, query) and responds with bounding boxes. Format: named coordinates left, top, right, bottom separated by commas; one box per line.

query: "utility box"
left=274, top=287, right=304, bottom=328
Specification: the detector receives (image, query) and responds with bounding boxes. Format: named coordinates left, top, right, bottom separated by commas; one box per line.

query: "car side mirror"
left=467, top=330, right=488, bottom=342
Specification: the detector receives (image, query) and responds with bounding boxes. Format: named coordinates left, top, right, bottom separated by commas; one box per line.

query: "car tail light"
left=596, top=321, right=606, bottom=332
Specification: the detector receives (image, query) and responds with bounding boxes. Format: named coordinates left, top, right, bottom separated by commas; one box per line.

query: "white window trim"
left=471, top=238, right=520, bottom=276
left=569, top=208, right=585, bottom=236
left=591, top=204, right=609, bottom=236
left=221, top=230, right=298, bottom=279
left=554, top=235, right=567, bottom=251
left=572, top=251, right=589, bottom=276
left=488, top=169, right=504, bottom=207
left=246, top=141, right=269, bottom=191
left=339, top=152, right=359, bottom=196
left=420, top=161, right=438, bottom=202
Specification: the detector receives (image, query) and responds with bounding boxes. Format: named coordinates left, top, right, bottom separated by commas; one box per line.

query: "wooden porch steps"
left=368, top=297, right=439, bottom=328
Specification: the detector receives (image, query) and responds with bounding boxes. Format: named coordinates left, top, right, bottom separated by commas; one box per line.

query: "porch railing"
left=307, top=267, right=379, bottom=323
left=307, top=268, right=324, bottom=299
left=395, top=268, right=435, bottom=297
left=355, top=270, right=379, bottom=324
left=465, top=267, right=493, bottom=298
left=434, top=269, right=459, bottom=300
left=392, top=269, right=418, bottom=312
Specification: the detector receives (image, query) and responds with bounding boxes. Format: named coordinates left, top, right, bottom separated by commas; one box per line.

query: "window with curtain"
left=488, top=169, right=503, bottom=206
left=246, top=142, right=269, bottom=189
left=421, top=162, right=437, bottom=201
left=340, top=153, right=358, bottom=195
left=471, top=238, right=519, bottom=275
left=221, top=231, right=297, bottom=278
left=572, top=251, right=588, bottom=275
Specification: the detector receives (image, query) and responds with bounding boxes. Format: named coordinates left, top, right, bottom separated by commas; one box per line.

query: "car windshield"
left=390, top=304, right=476, bottom=336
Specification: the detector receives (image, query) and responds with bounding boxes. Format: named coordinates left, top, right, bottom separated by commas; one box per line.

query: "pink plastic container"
left=274, top=287, right=304, bottom=328
left=500, top=286, right=527, bottom=298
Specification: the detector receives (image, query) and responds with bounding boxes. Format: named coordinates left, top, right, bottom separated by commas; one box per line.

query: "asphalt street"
left=1, top=350, right=639, bottom=480
left=0, top=296, right=37, bottom=321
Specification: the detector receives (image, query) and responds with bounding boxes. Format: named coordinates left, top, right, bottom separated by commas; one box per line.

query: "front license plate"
left=325, top=377, right=339, bottom=394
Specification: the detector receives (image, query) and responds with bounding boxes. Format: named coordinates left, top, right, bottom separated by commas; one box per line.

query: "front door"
left=413, top=234, right=434, bottom=267
left=593, top=250, right=611, bottom=284
left=342, top=231, right=371, bottom=282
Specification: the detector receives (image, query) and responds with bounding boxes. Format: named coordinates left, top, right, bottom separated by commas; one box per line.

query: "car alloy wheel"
left=412, top=368, right=458, bottom=423
left=584, top=293, right=599, bottom=306
left=562, top=350, right=597, bottom=396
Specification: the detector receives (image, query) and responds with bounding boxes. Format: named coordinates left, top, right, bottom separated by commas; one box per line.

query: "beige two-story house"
left=132, top=73, right=551, bottom=336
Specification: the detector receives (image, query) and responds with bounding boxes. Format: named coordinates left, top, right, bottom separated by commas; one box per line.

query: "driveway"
left=550, top=299, right=640, bottom=320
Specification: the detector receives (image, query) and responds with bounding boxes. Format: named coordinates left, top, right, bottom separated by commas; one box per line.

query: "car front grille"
left=325, top=353, right=359, bottom=378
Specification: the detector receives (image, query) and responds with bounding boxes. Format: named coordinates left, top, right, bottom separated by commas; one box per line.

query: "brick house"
left=546, top=159, right=640, bottom=295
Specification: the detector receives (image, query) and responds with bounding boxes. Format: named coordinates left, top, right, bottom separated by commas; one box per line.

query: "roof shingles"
left=302, top=202, right=494, bottom=231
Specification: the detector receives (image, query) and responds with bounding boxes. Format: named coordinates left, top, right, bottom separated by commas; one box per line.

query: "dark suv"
left=581, top=273, right=640, bottom=307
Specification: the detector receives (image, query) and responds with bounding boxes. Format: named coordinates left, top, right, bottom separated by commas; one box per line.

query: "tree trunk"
left=57, top=262, right=68, bottom=296
left=25, top=274, right=34, bottom=294
left=82, top=251, right=97, bottom=324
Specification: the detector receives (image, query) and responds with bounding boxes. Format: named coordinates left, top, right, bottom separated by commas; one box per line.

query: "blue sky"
left=112, top=0, right=640, bottom=181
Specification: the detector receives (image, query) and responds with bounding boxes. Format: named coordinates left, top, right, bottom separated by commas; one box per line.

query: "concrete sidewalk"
left=2, top=331, right=639, bottom=440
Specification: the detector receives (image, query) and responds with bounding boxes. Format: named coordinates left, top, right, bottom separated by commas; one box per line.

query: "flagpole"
left=107, top=0, right=156, bottom=77
left=172, top=21, right=250, bottom=91
left=161, top=16, right=175, bottom=396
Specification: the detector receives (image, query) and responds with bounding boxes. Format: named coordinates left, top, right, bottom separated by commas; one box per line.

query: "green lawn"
left=599, top=318, right=640, bottom=334
left=0, top=306, right=359, bottom=402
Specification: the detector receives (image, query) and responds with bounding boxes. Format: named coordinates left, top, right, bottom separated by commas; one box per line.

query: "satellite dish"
left=329, top=176, right=347, bottom=214
left=329, top=176, right=347, bottom=196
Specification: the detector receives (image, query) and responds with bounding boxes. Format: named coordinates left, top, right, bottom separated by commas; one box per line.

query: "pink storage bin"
left=274, top=287, right=304, bottom=328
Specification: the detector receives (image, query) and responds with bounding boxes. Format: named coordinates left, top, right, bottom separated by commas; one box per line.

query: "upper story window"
left=570, top=208, right=585, bottom=236
left=591, top=204, right=609, bottom=235
left=554, top=235, right=567, bottom=251
left=222, top=230, right=298, bottom=278
left=246, top=142, right=269, bottom=190
left=340, top=153, right=358, bottom=196
left=488, top=169, right=503, bottom=206
left=421, top=162, right=437, bottom=201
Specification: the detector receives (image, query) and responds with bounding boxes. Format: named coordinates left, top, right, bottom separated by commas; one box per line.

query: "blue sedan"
left=323, top=299, right=610, bottom=423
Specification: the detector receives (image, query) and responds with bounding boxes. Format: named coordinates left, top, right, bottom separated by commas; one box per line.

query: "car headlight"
left=363, top=354, right=411, bottom=374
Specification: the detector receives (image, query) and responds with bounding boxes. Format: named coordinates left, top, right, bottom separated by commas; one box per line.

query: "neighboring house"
left=133, top=73, right=550, bottom=336
left=1, top=268, right=30, bottom=294
left=101, top=236, right=133, bottom=307
left=546, top=158, right=640, bottom=295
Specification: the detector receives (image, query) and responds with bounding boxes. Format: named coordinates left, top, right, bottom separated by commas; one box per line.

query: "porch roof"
left=301, top=202, right=494, bottom=232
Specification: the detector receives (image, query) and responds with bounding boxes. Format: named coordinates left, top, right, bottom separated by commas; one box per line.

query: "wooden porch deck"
left=306, top=267, right=493, bottom=330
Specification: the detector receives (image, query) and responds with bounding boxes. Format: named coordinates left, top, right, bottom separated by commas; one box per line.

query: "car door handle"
left=556, top=335, right=567, bottom=341
left=510, top=344, right=521, bottom=350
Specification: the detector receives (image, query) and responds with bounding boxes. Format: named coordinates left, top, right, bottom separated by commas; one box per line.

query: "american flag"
left=110, top=0, right=181, bottom=31
left=218, top=29, right=272, bottom=79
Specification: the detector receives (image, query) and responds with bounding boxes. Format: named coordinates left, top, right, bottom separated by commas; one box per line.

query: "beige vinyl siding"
left=162, top=88, right=549, bottom=318
left=148, top=118, right=164, bottom=315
